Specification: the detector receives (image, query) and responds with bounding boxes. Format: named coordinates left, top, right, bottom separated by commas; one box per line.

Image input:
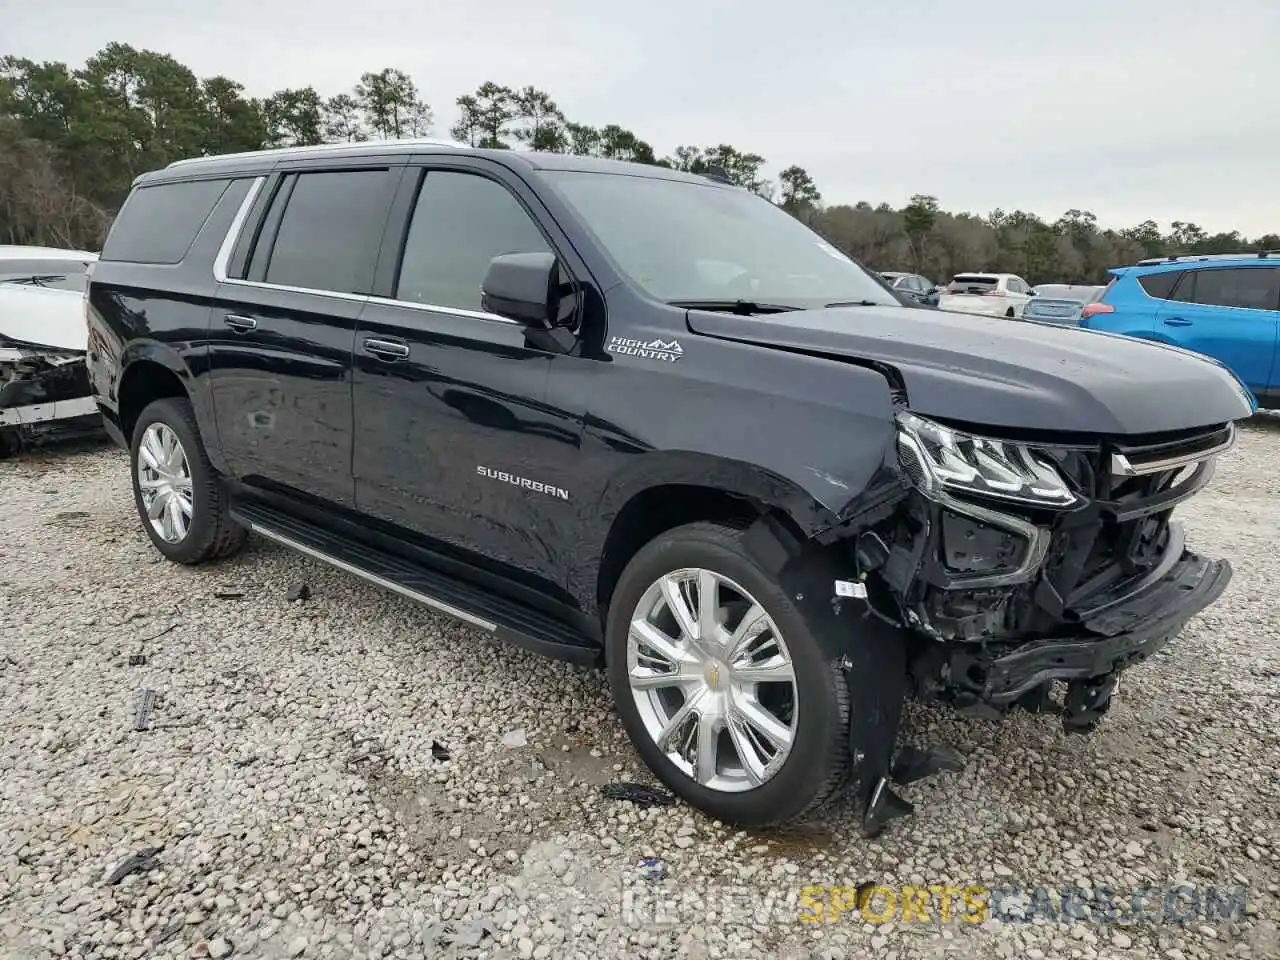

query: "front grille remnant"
left=877, top=421, right=1235, bottom=646
left=1109, top=422, right=1235, bottom=478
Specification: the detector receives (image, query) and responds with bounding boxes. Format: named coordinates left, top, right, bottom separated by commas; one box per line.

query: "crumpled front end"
left=859, top=411, right=1237, bottom=729
left=0, top=342, right=100, bottom=456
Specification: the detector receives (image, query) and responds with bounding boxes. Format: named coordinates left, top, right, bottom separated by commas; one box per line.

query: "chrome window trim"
left=211, top=175, right=266, bottom=283
left=210, top=171, right=520, bottom=326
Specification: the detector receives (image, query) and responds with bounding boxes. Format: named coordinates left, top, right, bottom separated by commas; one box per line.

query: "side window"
left=396, top=170, right=552, bottom=312
left=1138, top=270, right=1181, bottom=300
left=1189, top=268, right=1280, bottom=311
left=1007, top=277, right=1022, bottom=294
left=1169, top=271, right=1195, bottom=302
left=101, top=179, right=231, bottom=264
left=261, top=170, right=391, bottom=294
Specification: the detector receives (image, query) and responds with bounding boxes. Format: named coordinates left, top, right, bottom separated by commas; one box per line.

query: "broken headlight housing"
left=895, top=411, right=1077, bottom=508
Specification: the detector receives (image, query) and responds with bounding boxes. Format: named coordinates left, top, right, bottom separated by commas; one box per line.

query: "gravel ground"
left=1, top=421, right=1278, bottom=960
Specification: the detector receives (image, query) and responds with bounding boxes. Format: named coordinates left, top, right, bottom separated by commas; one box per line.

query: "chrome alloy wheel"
left=136, top=422, right=194, bottom=543
left=626, top=568, right=799, bottom=792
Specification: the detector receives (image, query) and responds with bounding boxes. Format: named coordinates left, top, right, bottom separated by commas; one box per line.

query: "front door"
left=351, top=163, right=583, bottom=586
left=207, top=166, right=401, bottom=507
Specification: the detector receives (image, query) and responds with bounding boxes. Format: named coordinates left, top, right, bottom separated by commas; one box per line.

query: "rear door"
left=1154, top=265, right=1280, bottom=393
left=208, top=164, right=402, bottom=506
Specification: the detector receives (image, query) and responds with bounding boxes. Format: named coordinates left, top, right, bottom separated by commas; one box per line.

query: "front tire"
left=130, top=396, right=246, bottom=564
left=605, top=521, right=859, bottom=827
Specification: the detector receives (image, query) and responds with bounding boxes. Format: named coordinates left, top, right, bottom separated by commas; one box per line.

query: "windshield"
left=541, top=171, right=900, bottom=308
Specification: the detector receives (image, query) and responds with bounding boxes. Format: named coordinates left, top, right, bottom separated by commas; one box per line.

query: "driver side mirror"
left=481, top=252, right=561, bottom=326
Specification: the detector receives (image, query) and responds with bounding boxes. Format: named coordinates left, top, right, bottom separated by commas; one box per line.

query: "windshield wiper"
left=667, top=299, right=804, bottom=315
left=824, top=299, right=883, bottom=308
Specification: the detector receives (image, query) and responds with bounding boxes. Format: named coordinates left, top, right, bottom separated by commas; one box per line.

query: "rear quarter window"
left=1137, top=271, right=1182, bottom=300
left=101, top=178, right=232, bottom=264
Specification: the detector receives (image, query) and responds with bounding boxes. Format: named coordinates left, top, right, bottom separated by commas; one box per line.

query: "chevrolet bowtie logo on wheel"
left=607, top=335, right=684, bottom=362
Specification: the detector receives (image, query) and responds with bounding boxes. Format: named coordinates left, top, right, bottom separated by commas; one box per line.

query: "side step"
left=229, top=499, right=602, bottom=667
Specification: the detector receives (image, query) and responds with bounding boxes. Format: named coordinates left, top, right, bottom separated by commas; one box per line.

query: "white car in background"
left=938, top=272, right=1035, bottom=318
left=0, top=245, right=102, bottom=456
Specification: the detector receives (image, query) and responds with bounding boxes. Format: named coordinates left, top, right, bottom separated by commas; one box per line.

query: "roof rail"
left=166, top=137, right=466, bottom=169
left=1137, top=251, right=1278, bottom=266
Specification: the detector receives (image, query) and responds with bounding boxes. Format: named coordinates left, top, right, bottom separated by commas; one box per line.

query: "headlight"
left=895, top=411, right=1077, bottom=508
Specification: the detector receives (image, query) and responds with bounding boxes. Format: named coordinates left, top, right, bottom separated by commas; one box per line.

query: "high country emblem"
left=607, top=335, right=683, bottom=363
left=476, top=465, right=569, bottom=500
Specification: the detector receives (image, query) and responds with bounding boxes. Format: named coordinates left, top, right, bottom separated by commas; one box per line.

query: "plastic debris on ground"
left=500, top=728, right=527, bottom=748
left=600, top=782, right=675, bottom=808
left=105, top=845, right=163, bottom=885
left=638, top=856, right=667, bottom=882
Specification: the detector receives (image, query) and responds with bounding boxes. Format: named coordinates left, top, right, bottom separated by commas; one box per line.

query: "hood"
left=0, top=284, right=88, bottom=353
left=687, top=305, right=1255, bottom=435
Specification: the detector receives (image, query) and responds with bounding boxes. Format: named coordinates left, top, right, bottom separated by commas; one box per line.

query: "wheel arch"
left=586, top=452, right=843, bottom=623
left=115, top=341, right=225, bottom=472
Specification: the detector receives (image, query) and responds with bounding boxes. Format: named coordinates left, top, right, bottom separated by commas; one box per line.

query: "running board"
left=229, top=499, right=601, bottom=666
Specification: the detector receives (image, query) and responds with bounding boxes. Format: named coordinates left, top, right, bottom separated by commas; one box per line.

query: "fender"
left=115, top=337, right=226, bottom=472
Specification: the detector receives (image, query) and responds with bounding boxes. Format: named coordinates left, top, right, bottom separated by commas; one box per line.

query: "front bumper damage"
left=0, top=342, right=101, bottom=456
left=828, top=414, right=1239, bottom=834
left=950, top=547, right=1230, bottom=707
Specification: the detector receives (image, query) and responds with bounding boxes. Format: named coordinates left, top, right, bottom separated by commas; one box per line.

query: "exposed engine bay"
left=0, top=278, right=102, bottom=457
left=855, top=411, right=1236, bottom=730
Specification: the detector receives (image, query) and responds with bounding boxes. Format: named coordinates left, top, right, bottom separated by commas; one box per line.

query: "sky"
left=6, top=0, right=1278, bottom=237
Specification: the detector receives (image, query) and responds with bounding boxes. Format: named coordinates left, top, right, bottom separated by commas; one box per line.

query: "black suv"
left=86, top=139, right=1253, bottom=831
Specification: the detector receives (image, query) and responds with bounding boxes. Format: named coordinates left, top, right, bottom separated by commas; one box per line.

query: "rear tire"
left=1005, top=307, right=1016, bottom=318
left=130, top=396, right=246, bottom=564
left=605, top=521, right=869, bottom=827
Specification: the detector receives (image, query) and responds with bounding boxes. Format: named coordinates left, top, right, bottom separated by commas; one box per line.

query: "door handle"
left=363, top=337, right=410, bottom=360
left=224, top=313, right=257, bottom=332
left=1162, top=317, right=1192, bottom=327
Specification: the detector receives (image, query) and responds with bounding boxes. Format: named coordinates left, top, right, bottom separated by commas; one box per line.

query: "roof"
left=0, top=245, right=98, bottom=261
left=143, top=138, right=720, bottom=187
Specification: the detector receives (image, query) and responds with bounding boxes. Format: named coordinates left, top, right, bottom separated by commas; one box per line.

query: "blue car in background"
left=1022, top=283, right=1105, bottom=325
left=1081, top=252, right=1280, bottom=409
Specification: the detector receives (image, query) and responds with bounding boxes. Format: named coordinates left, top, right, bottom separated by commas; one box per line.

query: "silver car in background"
left=1022, top=283, right=1106, bottom=325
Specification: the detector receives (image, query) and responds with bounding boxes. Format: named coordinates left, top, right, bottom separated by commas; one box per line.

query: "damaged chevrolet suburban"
left=85, top=140, right=1255, bottom=832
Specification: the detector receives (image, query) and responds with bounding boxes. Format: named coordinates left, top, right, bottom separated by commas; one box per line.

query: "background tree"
left=355, top=68, right=426, bottom=139
left=779, top=165, right=821, bottom=214
left=510, top=85, right=566, bottom=152
left=0, top=41, right=1272, bottom=270
left=263, top=87, right=323, bottom=146
left=322, top=93, right=364, bottom=142
left=451, top=82, right=514, bottom=148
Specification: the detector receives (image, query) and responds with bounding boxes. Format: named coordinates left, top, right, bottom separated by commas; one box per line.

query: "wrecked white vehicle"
left=0, top=246, right=102, bottom=456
